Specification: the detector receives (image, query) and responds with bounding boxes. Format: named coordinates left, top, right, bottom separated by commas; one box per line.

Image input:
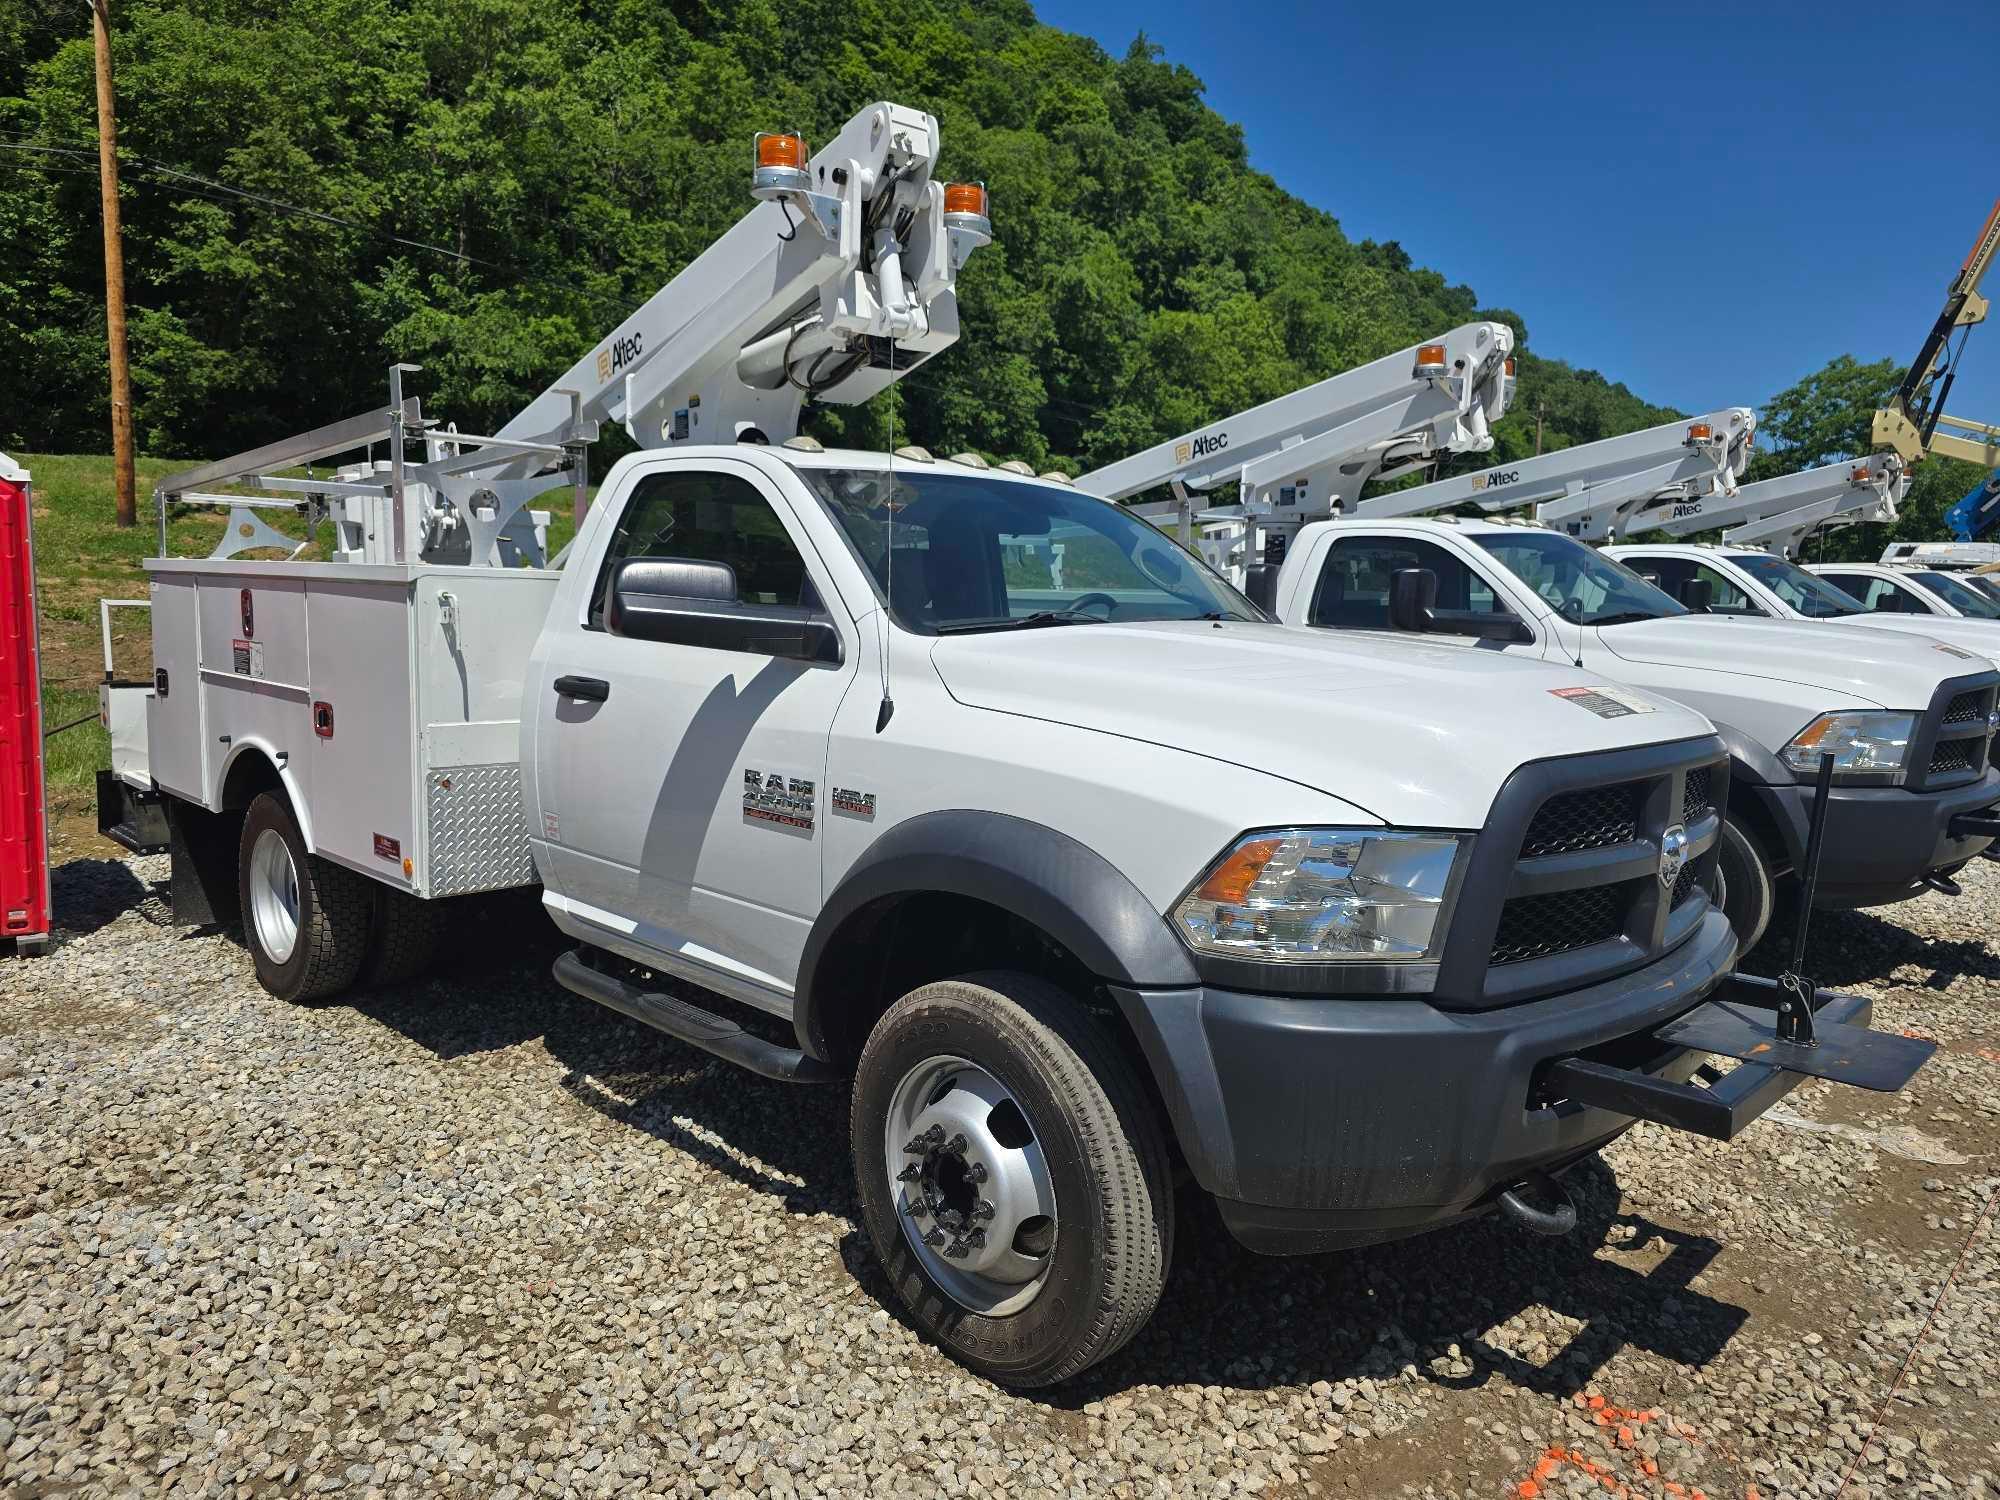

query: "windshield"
left=1912, top=570, right=2000, bottom=619
left=1725, top=553, right=1866, bottom=618
left=1472, top=531, right=1685, bottom=626
left=801, top=466, right=1263, bottom=633
left=1966, top=574, right=2000, bottom=607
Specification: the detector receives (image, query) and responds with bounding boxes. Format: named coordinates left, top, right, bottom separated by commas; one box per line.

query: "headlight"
left=1174, top=828, right=1465, bottom=963
left=1780, top=711, right=1916, bottom=779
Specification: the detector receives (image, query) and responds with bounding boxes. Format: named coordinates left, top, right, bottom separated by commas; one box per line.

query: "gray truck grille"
left=1911, top=678, right=1998, bottom=790
left=1519, top=783, right=1642, bottom=857
left=1438, top=741, right=1731, bottom=1008
left=1491, top=882, right=1633, bottom=965
left=1681, top=766, right=1713, bottom=826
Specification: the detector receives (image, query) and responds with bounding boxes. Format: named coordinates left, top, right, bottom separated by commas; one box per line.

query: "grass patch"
left=39, top=678, right=108, bottom=790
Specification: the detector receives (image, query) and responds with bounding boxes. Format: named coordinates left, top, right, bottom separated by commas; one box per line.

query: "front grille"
left=1491, top=882, right=1632, bottom=965
left=1942, top=689, right=1988, bottom=727
left=1931, top=738, right=1976, bottom=776
left=1681, top=766, right=1712, bottom=826
left=1670, top=862, right=1702, bottom=909
left=1520, top=782, right=1642, bottom=858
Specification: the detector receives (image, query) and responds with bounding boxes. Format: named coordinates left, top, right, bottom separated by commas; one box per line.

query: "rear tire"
left=238, top=791, right=372, bottom=1002
left=360, top=886, right=443, bottom=987
left=1713, top=814, right=1776, bottom=956
left=851, top=970, right=1173, bottom=1388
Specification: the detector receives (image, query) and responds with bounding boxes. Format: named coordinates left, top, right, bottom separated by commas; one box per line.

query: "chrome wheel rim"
left=248, top=828, right=301, bottom=965
left=882, top=1055, right=1057, bottom=1316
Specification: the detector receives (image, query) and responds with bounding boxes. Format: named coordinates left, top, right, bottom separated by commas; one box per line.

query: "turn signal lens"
left=1503, top=357, right=1517, bottom=377
left=1193, top=838, right=1281, bottom=905
left=1415, top=343, right=1447, bottom=372
left=1687, top=422, right=1713, bottom=441
left=1852, top=465, right=1872, bottom=481
left=756, top=132, right=807, bottom=170
left=943, top=182, right=988, bottom=216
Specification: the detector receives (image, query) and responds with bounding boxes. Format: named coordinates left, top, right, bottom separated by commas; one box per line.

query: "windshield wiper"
left=933, top=609, right=1109, bottom=635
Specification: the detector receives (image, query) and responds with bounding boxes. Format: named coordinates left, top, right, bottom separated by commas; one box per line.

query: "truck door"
left=535, top=459, right=857, bottom=998
left=1309, top=534, right=1540, bottom=659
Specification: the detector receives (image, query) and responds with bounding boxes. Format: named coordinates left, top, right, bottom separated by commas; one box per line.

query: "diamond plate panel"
left=426, top=763, right=537, bottom=897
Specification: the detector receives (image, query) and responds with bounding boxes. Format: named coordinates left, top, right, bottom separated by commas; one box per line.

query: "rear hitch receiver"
left=1496, top=1170, right=1576, bottom=1238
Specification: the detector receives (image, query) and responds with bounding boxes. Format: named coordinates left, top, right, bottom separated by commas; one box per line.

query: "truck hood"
left=927, top=621, right=1715, bottom=828
left=1593, top=615, right=1967, bottom=708
left=1833, top=612, right=2000, bottom=670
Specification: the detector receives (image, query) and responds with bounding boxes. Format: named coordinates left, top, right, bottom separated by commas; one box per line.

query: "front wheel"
left=1712, top=814, right=1776, bottom=956
left=851, top=971, right=1173, bottom=1387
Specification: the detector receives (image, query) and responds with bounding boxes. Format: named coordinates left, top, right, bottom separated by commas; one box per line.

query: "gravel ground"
left=2, top=854, right=1997, bottom=1499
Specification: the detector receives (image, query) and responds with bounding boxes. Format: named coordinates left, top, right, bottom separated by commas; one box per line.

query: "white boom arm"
left=1721, top=468, right=1905, bottom=557
left=1626, top=453, right=1906, bottom=539
left=153, top=101, right=989, bottom=569
left=1353, top=409, right=1755, bottom=539
left=1075, top=322, right=1514, bottom=580
left=502, top=101, right=979, bottom=452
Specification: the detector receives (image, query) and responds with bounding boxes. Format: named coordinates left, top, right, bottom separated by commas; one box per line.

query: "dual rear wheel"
left=237, top=792, right=439, bottom=1001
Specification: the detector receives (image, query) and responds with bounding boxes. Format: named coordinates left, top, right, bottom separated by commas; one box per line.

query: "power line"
left=0, top=139, right=629, bottom=313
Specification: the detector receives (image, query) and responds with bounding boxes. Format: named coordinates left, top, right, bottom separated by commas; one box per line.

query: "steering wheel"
left=1068, top=592, right=1117, bottom=617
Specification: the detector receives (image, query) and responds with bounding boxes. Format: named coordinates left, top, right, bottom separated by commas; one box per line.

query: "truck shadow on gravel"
left=46, top=857, right=158, bottom=943
left=340, top=907, right=1754, bottom=1409
left=1745, top=901, right=2000, bottom=990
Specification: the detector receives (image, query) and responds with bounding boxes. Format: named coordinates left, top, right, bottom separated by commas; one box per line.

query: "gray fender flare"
left=795, top=809, right=1198, bottom=1059
left=1706, top=718, right=1806, bottom=865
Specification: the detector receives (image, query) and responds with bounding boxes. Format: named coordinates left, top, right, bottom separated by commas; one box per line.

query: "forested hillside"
left=1, top=0, right=1674, bottom=472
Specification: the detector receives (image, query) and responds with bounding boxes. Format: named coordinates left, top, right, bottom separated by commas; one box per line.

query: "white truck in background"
left=1214, top=417, right=2000, bottom=952
left=88, top=102, right=1938, bottom=1388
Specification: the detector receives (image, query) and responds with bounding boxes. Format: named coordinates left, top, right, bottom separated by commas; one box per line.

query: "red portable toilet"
left=0, top=452, right=49, bottom=956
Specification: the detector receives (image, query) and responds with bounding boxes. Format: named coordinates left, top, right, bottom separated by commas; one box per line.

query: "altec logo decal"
left=1671, top=501, right=1704, bottom=519
left=1471, top=469, right=1520, bottom=492
left=1173, top=432, right=1229, bottom=466
left=595, top=331, right=644, bottom=385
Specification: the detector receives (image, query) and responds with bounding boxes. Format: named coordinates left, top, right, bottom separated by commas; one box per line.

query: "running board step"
left=551, top=948, right=838, bottom=1083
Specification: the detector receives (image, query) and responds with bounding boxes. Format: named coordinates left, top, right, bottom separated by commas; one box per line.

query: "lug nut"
left=971, top=1199, right=995, bottom=1222
left=923, top=1227, right=946, bottom=1248
left=944, top=1237, right=970, bottom=1260
left=964, top=1161, right=988, bottom=1184
left=896, top=1163, right=921, bottom=1183
left=904, top=1198, right=928, bottom=1219
left=946, top=1132, right=968, bottom=1156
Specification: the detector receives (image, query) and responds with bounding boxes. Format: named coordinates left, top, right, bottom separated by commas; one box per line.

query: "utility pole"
left=1533, top=398, right=1547, bottom=457
left=89, top=0, right=136, bottom=528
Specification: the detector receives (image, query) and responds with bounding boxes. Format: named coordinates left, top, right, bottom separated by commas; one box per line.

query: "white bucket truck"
left=1095, top=409, right=2000, bottom=952
left=94, top=104, right=1934, bottom=1386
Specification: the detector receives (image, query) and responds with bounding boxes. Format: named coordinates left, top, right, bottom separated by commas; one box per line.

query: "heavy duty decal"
left=831, top=786, right=876, bottom=818
left=595, top=330, right=644, bottom=385
left=230, top=638, right=265, bottom=678
left=1471, top=468, right=1521, bottom=492
left=1548, top=684, right=1659, bottom=720
left=744, top=770, right=816, bottom=831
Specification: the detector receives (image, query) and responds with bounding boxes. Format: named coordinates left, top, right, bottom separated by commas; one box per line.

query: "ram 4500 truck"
left=92, top=102, right=1936, bottom=1388
left=1271, top=517, right=2000, bottom=951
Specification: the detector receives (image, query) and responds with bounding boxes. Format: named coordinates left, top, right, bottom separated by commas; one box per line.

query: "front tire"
left=851, top=971, right=1173, bottom=1387
left=1713, top=814, right=1776, bottom=956
left=238, top=792, right=373, bottom=1002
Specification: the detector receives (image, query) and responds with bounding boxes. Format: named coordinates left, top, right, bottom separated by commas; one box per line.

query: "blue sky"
left=1032, top=0, right=2000, bottom=426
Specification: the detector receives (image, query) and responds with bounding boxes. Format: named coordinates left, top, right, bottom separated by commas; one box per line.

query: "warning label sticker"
left=230, top=638, right=265, bottom=679
left=1549, top=684, right=1659, bottom=719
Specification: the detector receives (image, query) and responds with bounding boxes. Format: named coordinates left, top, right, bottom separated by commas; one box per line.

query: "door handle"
left=554, top=674, right=611, bottom=702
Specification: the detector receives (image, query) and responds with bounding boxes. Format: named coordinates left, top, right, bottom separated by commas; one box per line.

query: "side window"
left=587, top=469, right=822, bottom=631
left=1312, top=536, right=1508, bottom=630
left=1825, top=574, right=1920, bottom=614
left=1637, top=556, right=1694, bottom=597
left=1692, top=563, right=1759, bottom=616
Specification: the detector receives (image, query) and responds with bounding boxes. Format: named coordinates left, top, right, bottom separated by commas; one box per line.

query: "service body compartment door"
left=305, top=576, right=416, bottom=885
left=144, top=573, right=205, bottom=803
left=195, top=573, right=313, bottom=816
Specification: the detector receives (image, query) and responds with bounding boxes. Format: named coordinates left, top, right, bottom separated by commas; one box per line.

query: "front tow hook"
left=1495, top=1169, right=1577, bottom=1237
left=1922, top=871, right=1965, bottom=897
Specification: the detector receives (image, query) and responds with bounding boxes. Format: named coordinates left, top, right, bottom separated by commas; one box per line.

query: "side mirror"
left=608, top=557, right=842, bottom=665
left=1389, top=567, right=1438, bottom=632
left=1389, top=567, right=1533, bottom=643
left=1679, top=578, right=1714, bottom=612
